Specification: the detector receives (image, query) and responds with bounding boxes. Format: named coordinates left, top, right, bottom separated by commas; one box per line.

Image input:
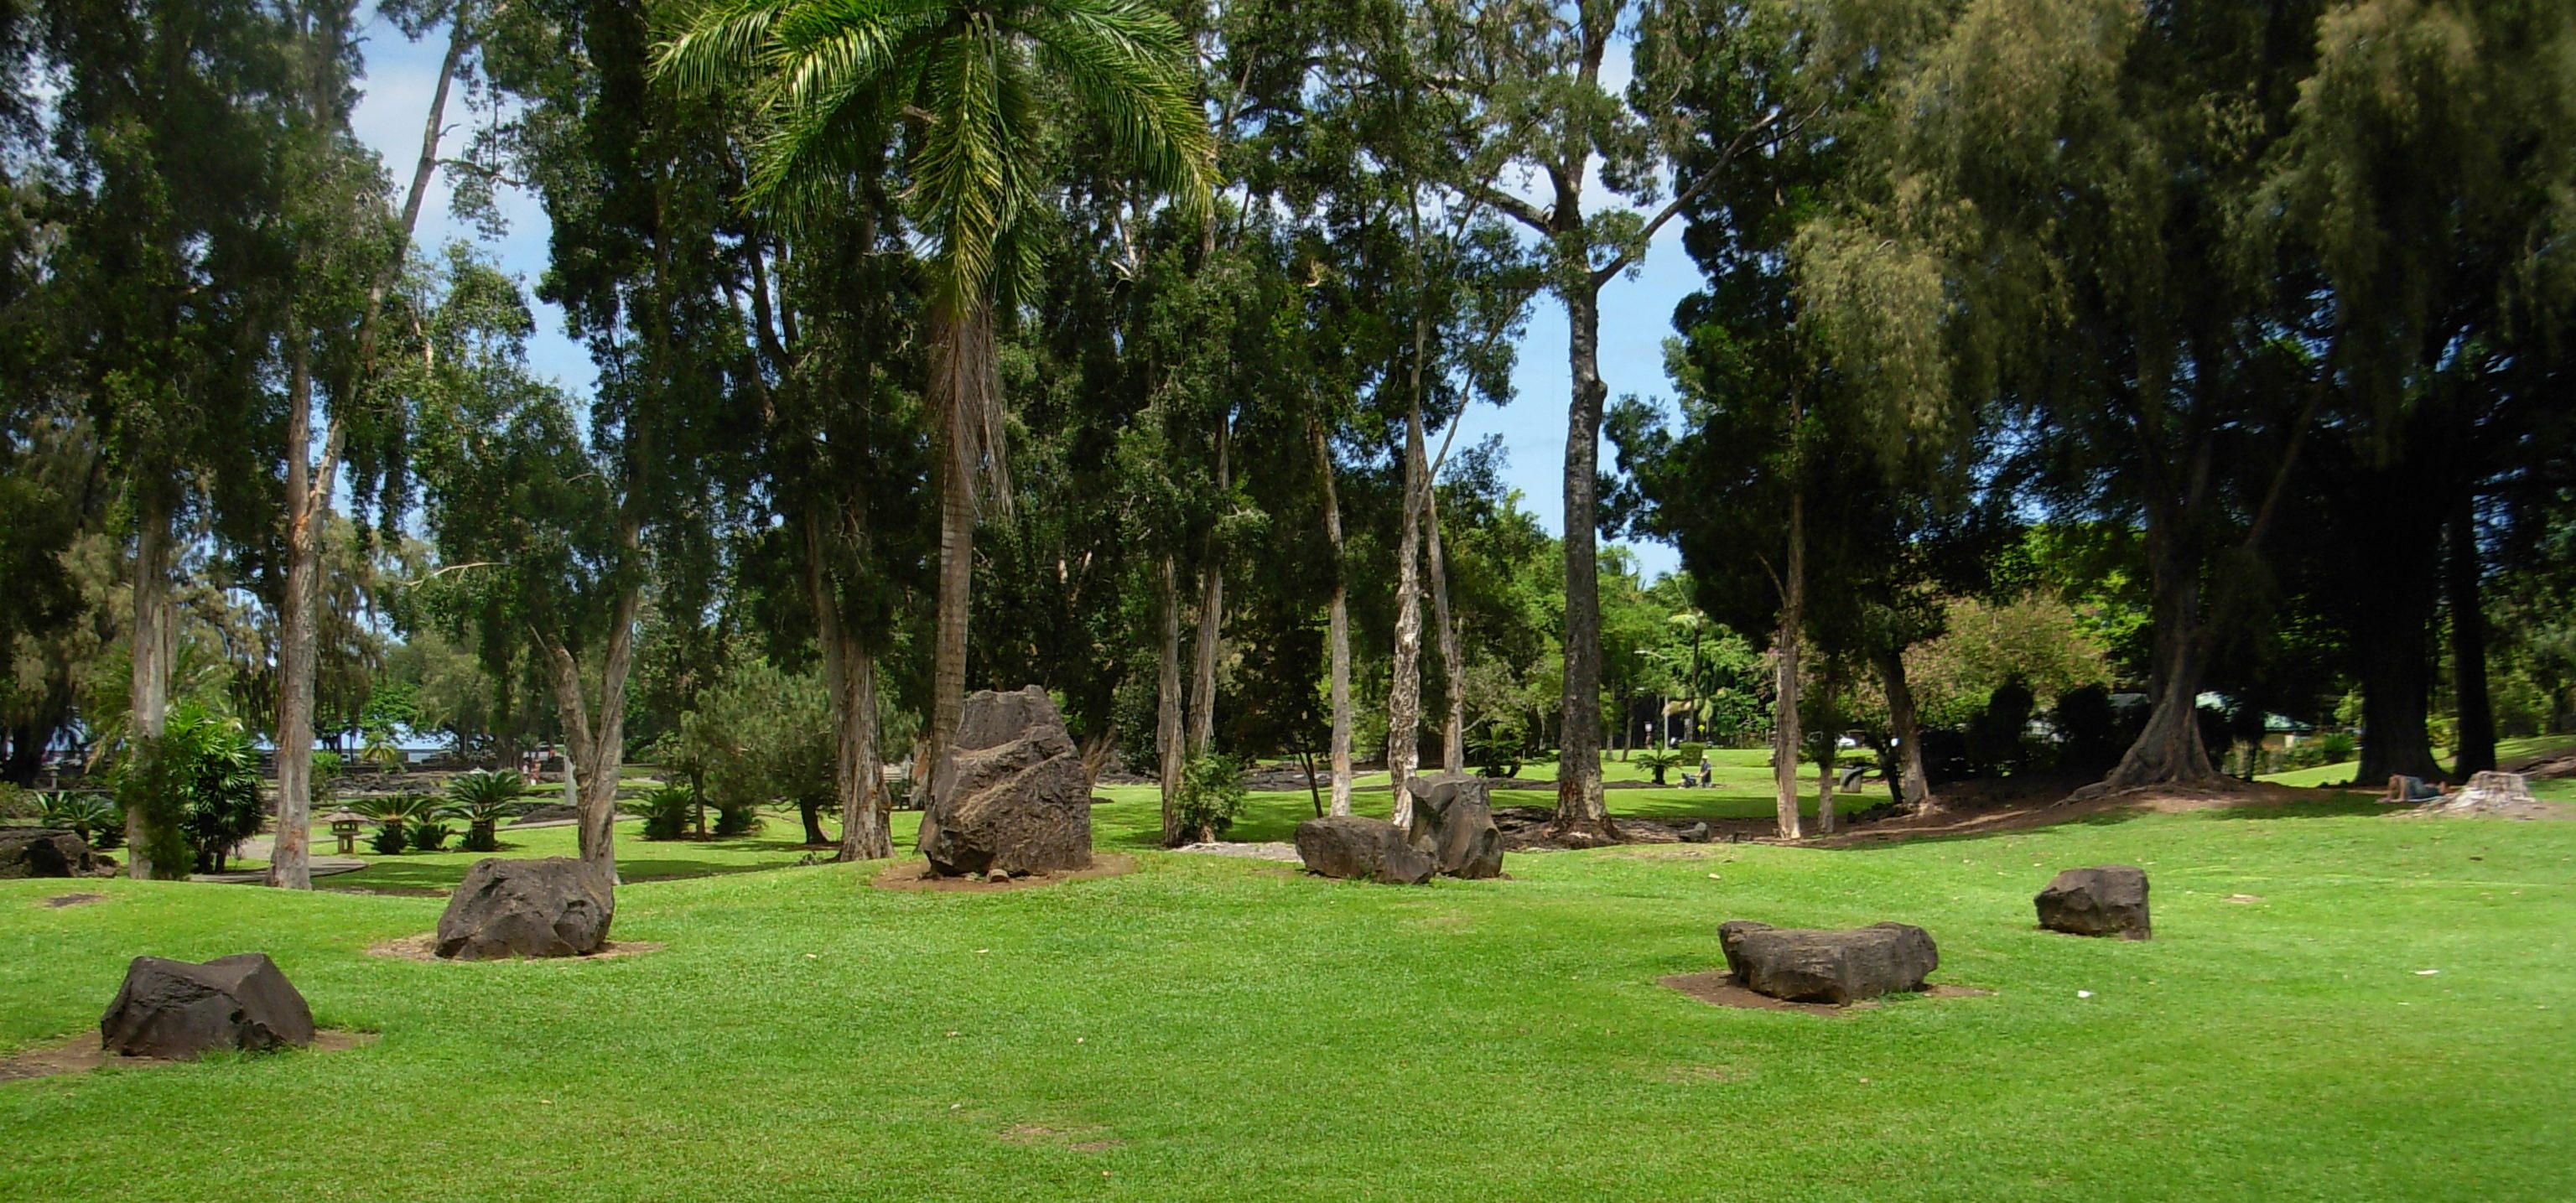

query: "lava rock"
left=1718, top=920, right=1939, bottom=1004
left=1400, top=774, right=1504, bottom=879
left=1294, top=816, right=1436, bottom=884
left=0, top=827, right=107, bottom=879
left=434, top=857, right=615, bottom=960
left=2035, top=865, right=2152, bottom=940
left=98, top=953, right=314, bottom=1059
left=1677, top=821, right=1712, bottom=843
left=917, top=686, right=1093, bottom=877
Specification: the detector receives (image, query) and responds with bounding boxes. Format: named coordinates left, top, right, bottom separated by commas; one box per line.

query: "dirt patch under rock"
left=366, top=934, right=664, bottom=962
left=39, top=893, right=106, bottom=909
left=1659, top=970, right=1993, bottom=1016
left=870, top=853, right=1138, bottom=894
left=0, top=1029, right=377, bottom=1084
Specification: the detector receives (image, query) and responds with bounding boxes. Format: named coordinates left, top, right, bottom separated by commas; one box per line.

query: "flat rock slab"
left=1719, top=920, right=1940, bottom=1004
left=919, top=686, right=1093, bottom=877
left=2036, top=865, right=2152, bottom=939
left=1662, top=970, right=1992, bottom=1015
left=1295, top=816, right=1435, bottom=884
left=434, top=857, right=614, bottom=960
left=98, top=953, right=315, bottom=1059
left=2407, top=770, right=2557, bottom=820
left=1171, top=842, right=1301, bottom=862
left=1402, top=774, right=1504, bottom=879
left=2, top=1029, right=371, bottom=1083
left=371, top=933, right=661, bottom=962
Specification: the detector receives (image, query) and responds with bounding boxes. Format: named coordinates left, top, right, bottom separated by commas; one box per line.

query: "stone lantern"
left=324, top=809, right=367, bottom=857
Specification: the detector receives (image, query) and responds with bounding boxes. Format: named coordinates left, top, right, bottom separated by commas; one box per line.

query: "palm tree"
left=656, top=0, right=1214, bottom=791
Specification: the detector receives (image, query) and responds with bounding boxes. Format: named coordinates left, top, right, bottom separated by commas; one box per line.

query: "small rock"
left=1678, top=821, right=1711, bottom=843
left=98, top=953, right=314, bottom=1059
left=2036, top=865, right=2152, bottom=940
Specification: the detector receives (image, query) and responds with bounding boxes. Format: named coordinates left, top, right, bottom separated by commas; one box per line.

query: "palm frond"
left=1023, top=0, right=1217, bottom=215
left=651, top=0, right=792, bottom=94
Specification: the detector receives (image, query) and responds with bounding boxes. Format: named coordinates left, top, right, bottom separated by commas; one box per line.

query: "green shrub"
left=713, top=800, right=761, bottom=837
left=1172, top=753, right=1247, bottom=843
left=116, top=704, right=265, bottom=874
left=39, top=791, right=122, bottom=848
left=0, top=783, right=31, bottom=821
left=2319, top=731, right=2358, bottom=763
left=368, top=822, right=408, bottom=855
left=408, top=820, right=454, bottom=852
left=624, top=786, right=693, bottom=842
left=1675, top=741, right=1707, bottom=767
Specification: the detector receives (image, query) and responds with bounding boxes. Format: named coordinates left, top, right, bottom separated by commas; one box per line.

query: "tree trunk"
left=268, top=339, right=321, bottom=889
left=1877, top=646, right=1932, bottom=811
left=1421, top=425, right=1465, bottom=775
left=126, top=495, right=174, bottom=879
left=1156, top=554, right=1186, bottom=845
left=1771, top=486, right=1806, bottom=839
left=1389, top=406, right=1427, bottom=827
left=812, top=513, right=890, bottom=862
left=1550, top=284, right=1612, bottom=843
left=1814, top=661, right=1839, bottom=836
left=2100, top=506, right=2223, bottom=791
left=1312, top=419, right=1353, bottom=817
left=1188, top=423, right=1228, bottom=757
left=2447, top=498, right=2495, bottom=775
left=537, top=547, right=641, bottom=888
left=927, top=417, right=974, bottom=805
left=2347, top=495, right=2445, bottom=783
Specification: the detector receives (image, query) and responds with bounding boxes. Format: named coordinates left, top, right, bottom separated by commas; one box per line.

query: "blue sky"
left=346, top=17, right=1692, bottom=581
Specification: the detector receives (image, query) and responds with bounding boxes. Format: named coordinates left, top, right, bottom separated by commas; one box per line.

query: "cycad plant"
left=355, top=793, right=440, bottom=855
left=655, top=0, right=1214, bottom=785
left=442, top=769, right=527, bottom=852
left=39, top=791, right=123, bottom=850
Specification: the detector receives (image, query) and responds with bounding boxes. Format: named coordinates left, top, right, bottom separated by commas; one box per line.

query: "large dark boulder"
left=98, top=953, right=314, bottom=1059
left=918, top=686, right=1093, bottom=877
left=1718, top=920, right=1939, bottom=1004
left=0, top=827, right=106, bottom=879
left=1294, top=816, right=1435, bottom=884
left=2035, top=865, right=2152, bottom=939
left=434, top=857, right=615, bottom=960
left=1400, top=774, right=1503, bottom=879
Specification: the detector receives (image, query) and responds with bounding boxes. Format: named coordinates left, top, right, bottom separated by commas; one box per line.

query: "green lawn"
left=2257, top=734, right=2576, bottom=789
left=7, top=784, right=2573, bottom=1200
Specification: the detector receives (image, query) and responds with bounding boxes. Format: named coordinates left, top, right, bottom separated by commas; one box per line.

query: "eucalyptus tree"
left=1410, top=0, right=1834, bottom=842
left=39, top=0, right=307, bottom=875
left=657, top=0, right=1217, bottom=801
left=433, top=0, right=762, bottom=883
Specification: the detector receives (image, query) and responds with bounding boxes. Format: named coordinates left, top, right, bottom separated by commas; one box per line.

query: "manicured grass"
left=8, top=788, right=2573, bottom=1200
left=2259, top=734, right=2576, bottom=788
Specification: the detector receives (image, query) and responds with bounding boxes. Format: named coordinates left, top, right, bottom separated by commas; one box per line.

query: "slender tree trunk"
left=1815, top=661, right=1839, bottom=836
left=269, top=340, right=321, bottom=889
left=928, top=428, right=974, bottom=803
left=1771, top=486, right=1806, bottom=839
left=1188, top=423, right=1228, bottom=757
left=1389, top=406, right=1427, bottom=826
left=2448, top=498, right=2495, bottom=775
left=1156, top=554, right=1185, bottom=845
left=1877, top=646, right=1932, bottom=810
left=1550, top=285, right=1612, bottom=842
left=537, top=546, right=641, bottom=887
left=126, top=495, right=174, bottom=879
left=812, top=514, right=890, bottom=861
left=268, top=17, right=460, bottom=887
left=1312, top=419, right=1353, bottom=817
left=1421, top=426, right=1465, bottom=775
